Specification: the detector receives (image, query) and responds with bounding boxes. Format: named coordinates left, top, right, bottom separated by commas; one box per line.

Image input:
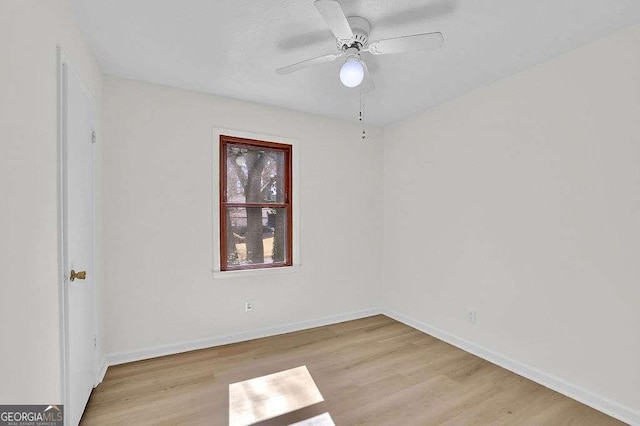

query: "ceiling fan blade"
left=366, top=32, right=444, bottom=55
left=361, top=60, right=375, bottom=93
left=314, top=0, right=354, bottom=41
left=276, top=52, right=344, bottom=75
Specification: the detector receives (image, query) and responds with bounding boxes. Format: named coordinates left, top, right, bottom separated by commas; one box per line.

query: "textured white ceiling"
left=71, top=0, right=640, bottom=126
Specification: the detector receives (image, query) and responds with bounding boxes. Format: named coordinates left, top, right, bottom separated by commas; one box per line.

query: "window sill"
left=212, top=265, right=302, bottom=280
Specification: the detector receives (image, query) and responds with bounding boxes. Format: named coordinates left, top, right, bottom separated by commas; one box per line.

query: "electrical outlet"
left=245, top=300, right=253, bottom=312
left=466, top=309, right=477, bottom=325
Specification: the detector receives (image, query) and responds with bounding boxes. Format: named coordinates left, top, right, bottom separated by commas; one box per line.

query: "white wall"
left=102, top=77, right=383, bottom=356
left=0, top=0, right=102, bottom=404
left=383, top=23, right=640, bottom=413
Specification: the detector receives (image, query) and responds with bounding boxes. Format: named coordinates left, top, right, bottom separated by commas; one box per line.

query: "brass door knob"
left=70, top=270, right=87, bottom=282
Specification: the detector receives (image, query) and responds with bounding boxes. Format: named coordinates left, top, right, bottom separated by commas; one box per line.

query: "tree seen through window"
left=220, top=136, right=292, bottom=270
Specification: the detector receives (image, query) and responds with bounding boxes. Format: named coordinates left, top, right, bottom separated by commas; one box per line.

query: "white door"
left=61, top=61, right=97, bottom=426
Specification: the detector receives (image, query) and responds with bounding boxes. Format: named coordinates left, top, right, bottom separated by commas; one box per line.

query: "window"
left=220, top=135, right=293, bottom=271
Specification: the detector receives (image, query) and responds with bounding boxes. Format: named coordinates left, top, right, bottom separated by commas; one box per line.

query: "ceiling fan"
left=276, top=0, right=445, bottom=91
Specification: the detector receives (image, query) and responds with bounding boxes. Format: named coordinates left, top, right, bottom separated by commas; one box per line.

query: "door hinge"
left=91, top=130, right=96, bottom=144
left=93, top=336, right=97, bottom=349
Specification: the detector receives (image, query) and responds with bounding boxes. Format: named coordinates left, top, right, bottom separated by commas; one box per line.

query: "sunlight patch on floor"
left=289, top=412, right=335, bottom=426
left=229, top=366, right=324, bottom=426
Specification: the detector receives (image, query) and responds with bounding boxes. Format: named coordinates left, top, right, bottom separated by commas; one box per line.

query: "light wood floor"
left=81, top=315, right=625, bottom=425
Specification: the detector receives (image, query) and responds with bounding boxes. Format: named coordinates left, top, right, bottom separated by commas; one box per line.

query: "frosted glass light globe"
left=339, top=58, right=364, bottom=88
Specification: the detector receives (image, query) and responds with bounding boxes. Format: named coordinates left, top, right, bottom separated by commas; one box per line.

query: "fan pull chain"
left=360, top=90, right=366, bottom=140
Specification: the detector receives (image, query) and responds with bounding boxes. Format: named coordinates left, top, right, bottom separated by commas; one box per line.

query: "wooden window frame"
left=219, top=135, right=293, bottom=271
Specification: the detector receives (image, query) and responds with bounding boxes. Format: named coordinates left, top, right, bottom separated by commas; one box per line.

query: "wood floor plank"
left=81, top=315, right=625, bottom=425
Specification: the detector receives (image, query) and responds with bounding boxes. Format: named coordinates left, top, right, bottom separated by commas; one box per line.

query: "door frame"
left=57, top=46, right=99, bottom=425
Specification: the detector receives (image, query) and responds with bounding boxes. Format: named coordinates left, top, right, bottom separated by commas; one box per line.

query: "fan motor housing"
left=337, top=16, right=371, bottom=50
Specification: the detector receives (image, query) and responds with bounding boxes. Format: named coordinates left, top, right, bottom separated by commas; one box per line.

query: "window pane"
left=225, top=207, right=288, bottom=267
left=226, top=145, right=285, bottom=204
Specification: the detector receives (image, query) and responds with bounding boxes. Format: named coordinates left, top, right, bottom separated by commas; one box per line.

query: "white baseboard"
left=95, top=357, right=108, bottom=386
left=381, top=308, right=640, bottom=426
left=105, top=308, right=382, bottom=367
